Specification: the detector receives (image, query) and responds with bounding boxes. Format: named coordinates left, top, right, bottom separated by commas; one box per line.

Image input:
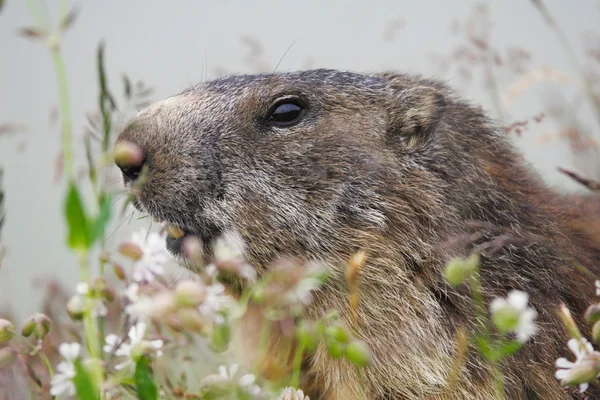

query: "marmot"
left=115, top=69, right=600, bottom=399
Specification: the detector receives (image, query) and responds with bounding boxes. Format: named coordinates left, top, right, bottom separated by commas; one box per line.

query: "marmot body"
left=116, top=69, right=600, bottom=399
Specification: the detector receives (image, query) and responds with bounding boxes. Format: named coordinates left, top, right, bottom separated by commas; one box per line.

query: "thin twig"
left=557, top=167, right=600, bottom=191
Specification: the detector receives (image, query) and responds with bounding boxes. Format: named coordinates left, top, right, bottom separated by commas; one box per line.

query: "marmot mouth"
left=163, top=223, right=194, bottom=257
left=159, top=221, right=219, bottom=260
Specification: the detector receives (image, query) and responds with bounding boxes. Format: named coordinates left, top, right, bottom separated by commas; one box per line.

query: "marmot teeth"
left=166, top=224, right=185, bottom=239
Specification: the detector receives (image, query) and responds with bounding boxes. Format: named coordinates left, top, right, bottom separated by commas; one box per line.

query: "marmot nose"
left=119, top=163, right=144, bottom=181
left=114, top=140, right=146, bottom=183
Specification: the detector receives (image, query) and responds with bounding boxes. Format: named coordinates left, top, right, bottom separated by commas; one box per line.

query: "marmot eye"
left=266, top=101, right=304, bottom=126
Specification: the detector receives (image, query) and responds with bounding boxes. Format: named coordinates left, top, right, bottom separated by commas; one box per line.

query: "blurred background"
left=0, top=0, right=599, bottom=322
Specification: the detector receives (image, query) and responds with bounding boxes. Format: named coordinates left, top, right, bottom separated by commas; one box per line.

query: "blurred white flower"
left=489, top=290, right=538, bottom=343
left=198, top=282, right=234, bottom=325
left=284, top=263, right=328, bottom=308
left=74, top=282, right=108, bottom=318
left=218, top=363, right=261, bottom=396
left=278, top=386, right=310, bottom=400
left=104, top=322, right=163, bottom=371
left=50, top=343, right=81, bottom=397
left=555, top=338, right=600, bottom=393
left=129, top=229, right=170, bottom=282
left=123, top=283, right=153, bottom=321
left=213, top=230, right=257, bottom=281
left=596, top=280, right=600, bottom=296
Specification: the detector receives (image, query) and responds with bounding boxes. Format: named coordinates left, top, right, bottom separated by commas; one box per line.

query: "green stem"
left=491, top=362, right=506, bottom=400
left=39, top=352, right=54, bottom=378
left=469, top=271, right=488, bottom=335
left=50, top=44, right=74, bottom=179
left=290, top=342, right=305, bottom=389
left=470, top=271, right=506, bottom=399
left=78, top=251, right=99, bottom=360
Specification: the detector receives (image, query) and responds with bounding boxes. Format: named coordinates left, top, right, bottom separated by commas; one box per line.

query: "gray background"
left=1, top=0, right=599, bottom=321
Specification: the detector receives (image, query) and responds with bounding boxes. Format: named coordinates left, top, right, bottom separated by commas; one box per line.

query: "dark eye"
left=266, top=100, right=304, bottom=126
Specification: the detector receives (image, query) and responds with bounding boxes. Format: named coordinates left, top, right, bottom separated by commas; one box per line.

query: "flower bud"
left=0, top=347, right=15, bottom=369
left=559, top=303, right=582, bottom=340
left=101, top=287, right=116, bottom=303
left=345, top=340, right=371, bottom=367
left=199, top=374, right=232, bottom=394
left=99, top=251, right=110, bottom=264
left=165, top=314, right=183, bottom=332
left=296, top=323, right=320, bottom=352
left=593, top=320, right=600, bottom=344
left=0, top=319, right=15, bottom=344
left=176, top=308, right=206, bottom=333
left=251, top=284, right=266, bottom=303
left=118, top=241, right=144, bottom=260
left=585, top=304, right=600, bottom=324
left=21, top=313, right=51, bottom=339
left=325, top=335, right=345, bottom=359
left=174, top=280, right=206, bottom=308
left=325, top=326, right=349, bottom=344
left=66, top=295, right=85, bottom=320
left=444, top=253, right=480, bottom=286
left=346, top=250, right=366, bottom=286
left=112, top=264, right=126, bottom=281
left=210, top=322, right=231, bottom=353
left=182, top=236, right=203, bottom=261
left=114, top=140, right=143, bottom=168
left=150, top=292, right=176, bottom=318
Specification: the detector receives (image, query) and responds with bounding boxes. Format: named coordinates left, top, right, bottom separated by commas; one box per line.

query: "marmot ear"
left=385, top=85, right=447, bottom=151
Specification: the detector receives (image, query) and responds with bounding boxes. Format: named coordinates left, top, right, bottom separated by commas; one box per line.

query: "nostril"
left=119, top=163, right=144, bottom=181
left=114, top=140, right=146, bottom=182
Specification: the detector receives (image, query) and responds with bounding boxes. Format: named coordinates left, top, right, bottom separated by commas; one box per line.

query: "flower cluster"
left=49, top=343, right=81, bottom=397
left=489, top=290, right=538, bottom=343
left=552, top=281, right=600, bottom=393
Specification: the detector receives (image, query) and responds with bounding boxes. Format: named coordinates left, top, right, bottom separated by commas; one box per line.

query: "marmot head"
left=115, top=69, right=507, bottom=273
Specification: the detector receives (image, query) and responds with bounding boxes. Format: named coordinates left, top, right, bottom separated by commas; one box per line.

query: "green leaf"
left=473, top=334, right=494, bottom=361
left=64, top=181, right=91, bottom=250
left=73, top=359, right=100, bottom=400
left=495, top=340, right=522, bottom=359
left=210, top=321, right=231, bottom=353
left=90, top=193, right=113, bottom=244
left=135, top=356, right=158, bottom=400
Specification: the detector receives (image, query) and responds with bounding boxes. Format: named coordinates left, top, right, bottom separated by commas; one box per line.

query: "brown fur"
left=115, top=69, right=600, bottom=399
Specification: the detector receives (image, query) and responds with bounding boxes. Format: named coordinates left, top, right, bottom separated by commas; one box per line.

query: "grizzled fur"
left=116, top=69, right=600, bottom=399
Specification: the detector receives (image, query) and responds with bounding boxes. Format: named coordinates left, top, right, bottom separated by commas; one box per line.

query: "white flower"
left=213, top=231, right=257, bottom=281
left=104, top=322, right=163, bottom=371
left=198, top=282, right=234, bottom=325
left=489, top=290, right=538, bottom=343
left=283, top=264, right=327, bottom=307
left=76, top=282, right=89, bottom=295
left=129, top=229, right=170, bottom=282
left=555, top=338, right=600, bottom=393
left=285, top=276, right=321, bottom=306
left=217, top=364, right=261, bottom=396
left=74, top=282, right=108, bottom=318
left=50, top=343, right=81, bottom=397
left=123, top=283, right=153, bottom=322
left=596, top=280, right=600, bottom=296
left=278, top=386, right=310, bottom=400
